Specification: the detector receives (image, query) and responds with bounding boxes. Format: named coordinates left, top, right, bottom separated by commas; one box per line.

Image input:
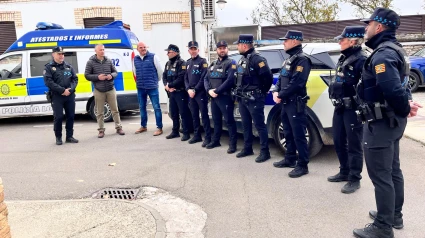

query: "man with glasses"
left=163, top=44, right=191, bottom=141
left=133, top=41, right=164, bottom=136
left=43, top=46, right=79, bottom=145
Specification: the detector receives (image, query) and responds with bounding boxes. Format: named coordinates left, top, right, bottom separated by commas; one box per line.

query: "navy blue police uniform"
left=234, top=34, right=273, bottom=163
left=327, top=26, right=367, bottom=194
left=163, top=44, right=192, bottom=141
left=184, top=41, right=211, bottom=146
left=272, top=30, right=312, bottom=178
left=353, top=8, right=412, bottom=238
left=204, top=40, right=238, bottom=153
left=43, top=47, right=79, bottom=145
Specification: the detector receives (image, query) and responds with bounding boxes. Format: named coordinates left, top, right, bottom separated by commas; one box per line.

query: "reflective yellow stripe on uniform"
left=0, top=78, right=28, bottom=97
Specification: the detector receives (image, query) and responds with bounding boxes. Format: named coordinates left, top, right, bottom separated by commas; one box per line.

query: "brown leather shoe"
left=135, top=127, right=147, bottom=134
left=153, top=129, right=163, bottom=136
left=116, top=129, right=125, bottom=135
left=98, top=131, right=105, bottom=138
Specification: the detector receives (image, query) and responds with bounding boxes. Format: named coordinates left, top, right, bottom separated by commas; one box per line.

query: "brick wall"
left=143, top=12, right=190, bottom=31
left=74, top=7, right=122, bottom=27
left=0, top=11, right=22, bottom=28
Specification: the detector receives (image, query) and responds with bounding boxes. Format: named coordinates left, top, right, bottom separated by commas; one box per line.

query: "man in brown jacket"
left=85, top=44, right=125, bottom=138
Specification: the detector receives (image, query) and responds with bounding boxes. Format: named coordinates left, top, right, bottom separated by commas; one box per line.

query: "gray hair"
left=348, top=38, right=364, bottom=46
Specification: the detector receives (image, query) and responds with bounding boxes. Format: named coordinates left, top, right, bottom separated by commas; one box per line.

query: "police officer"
left=234, top=34, right=273, bottom=163
left=272, top=30, right=311, bottom=178
left=204, top=40, right=238, bottom=153
left=43, top=47, right=79, bottom=145
left=327, top=26, right=367, bottom=194
left=163, top=44, right=191, bottom=141
left=353, top=8, right=420, bottom=238
left=184, top=41, right=211, bottom=146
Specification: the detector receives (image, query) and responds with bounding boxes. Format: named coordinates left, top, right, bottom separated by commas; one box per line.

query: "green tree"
left=342, top=0, right=394, bottom=18
left=251, top=0, right=339, bottom=25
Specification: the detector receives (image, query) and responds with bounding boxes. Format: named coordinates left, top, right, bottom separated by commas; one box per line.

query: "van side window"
left=0, top=54, right=22, bottom=80
left=30, top=52, right=79, bottom=77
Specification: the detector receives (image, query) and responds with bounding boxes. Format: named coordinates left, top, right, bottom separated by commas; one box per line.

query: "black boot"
left=166, top=132, right=180, bottom=139
left=202, top=138, right=211, bottom=148
left=188, top=136, right=202, bottom=144
left=288, top=167, right=309, bottom=178
left=206, top=141, right=221, bottom=149
left=341, top=181, right=360, bottom=194
left=353, top=223, right=394, bottom=238
left=227, top=145, right=237, bottom=154
left=66, top=137, right=79, bottom=143
left=327, top=172, right=349, bottom=182
left=369, top=210, right=404, bottom=229
left=56, top=137, right=63, bottom=145
left=255, top=151, right=271, bottom=163
left=236, top=149, right=254, bottom=158
left=273, top=159, right=296, bottom=168
left=181, top=134, right=190, bottom=141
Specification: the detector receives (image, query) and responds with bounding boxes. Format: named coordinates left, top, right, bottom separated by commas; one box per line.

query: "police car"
left=0, top=21, right=139, bottom=121
left=225, top=43, right=341, bottom=157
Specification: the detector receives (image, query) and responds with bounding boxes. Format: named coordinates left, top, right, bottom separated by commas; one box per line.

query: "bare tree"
left=342, top=0, right=394, bottom=18
left=251, top=0, right=339, bottom=25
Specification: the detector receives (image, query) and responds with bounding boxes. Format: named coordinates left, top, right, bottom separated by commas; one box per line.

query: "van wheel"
left=272, top=114, right=323, bottom=158
left=89, top=100, right=113, bottom=122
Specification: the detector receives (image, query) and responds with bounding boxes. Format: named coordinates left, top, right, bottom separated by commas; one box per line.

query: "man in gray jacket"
left=85, top=44, right=125, bottom=138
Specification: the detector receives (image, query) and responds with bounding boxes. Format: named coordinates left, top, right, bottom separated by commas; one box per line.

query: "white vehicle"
left=0, top=21, right=140, bottom=121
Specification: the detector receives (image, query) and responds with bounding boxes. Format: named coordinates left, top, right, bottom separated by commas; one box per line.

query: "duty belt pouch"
left=329, top=82, right=344, bottom=99
left=45, top=91, right=52, bottom=103
left=342, top=97, right=352, bottom=109
left=296, top=96, right=305, bottom=113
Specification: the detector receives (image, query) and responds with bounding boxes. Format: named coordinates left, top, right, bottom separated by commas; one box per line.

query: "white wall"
left=0, top=0, right=211, bottom=103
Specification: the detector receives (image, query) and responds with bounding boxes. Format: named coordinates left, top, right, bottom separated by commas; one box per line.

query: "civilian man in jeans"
left=85, top=44, right=125, bottom=138
left=133, top=41, right=164, bottom=136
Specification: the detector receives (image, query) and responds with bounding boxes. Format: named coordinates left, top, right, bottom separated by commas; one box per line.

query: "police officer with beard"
left=327, top=26, right=367, bottom=194
left=353, top=8, right=423, bottom=238
left=163, top=44, right=191, bottom=141
left=184, top=41, right=211, bottom=146
left=43, top=47, right=79, bottom=145
left=204, top=40, right=238, bottom=153
left=234, top=34, right=273, bottom=163
left=272, top=30, right=312, bottom=178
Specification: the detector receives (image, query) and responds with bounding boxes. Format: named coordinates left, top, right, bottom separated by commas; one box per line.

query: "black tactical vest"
left=277, top=52, right=309, bottom=97
left=209, top=58, right=232, bottom=89
left=165, top=59, right=185, bottom=90
left=51, top=64, right=73, bottom=90
left=236, top=51, right=260, bottom=90
left=360, top=41, right=410, bottom=104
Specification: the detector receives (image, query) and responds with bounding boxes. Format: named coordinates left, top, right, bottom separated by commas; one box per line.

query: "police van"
left=225, top=43, right=341, bottom=157
left=0, top=21, right=139, bottom=121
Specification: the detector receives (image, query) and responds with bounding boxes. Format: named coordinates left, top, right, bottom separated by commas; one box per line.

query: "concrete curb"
left=6, top=199, right=167, bottom=238
left=404, top=134, right=425, bottom=146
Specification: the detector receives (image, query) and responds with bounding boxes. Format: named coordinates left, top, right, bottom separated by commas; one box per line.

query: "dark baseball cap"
left=188, top=41, right=199, bottom=49
left=360, top=7, right=400, bottom=29
left=165, top=44, right=180, bottom=53
left=216, top=40, right=228, bottom=48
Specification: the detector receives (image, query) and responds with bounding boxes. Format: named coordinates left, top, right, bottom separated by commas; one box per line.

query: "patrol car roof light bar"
left=36, top=22, right=64, bottom=30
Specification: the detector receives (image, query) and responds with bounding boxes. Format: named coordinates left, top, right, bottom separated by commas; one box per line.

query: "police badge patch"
left=203, top=63, right=208, bottom=67
left=182, top=65, right=186, bottom=69
left=232, top=65, right=236, bottom=69
left=375, top=64, right=386, bottom=74
left=258, top=62, right=265, bottom=68
left=296, top=66, right=303, bottom=72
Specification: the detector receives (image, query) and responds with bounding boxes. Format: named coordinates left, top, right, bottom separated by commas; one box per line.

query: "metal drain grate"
left=93, top=188, right=140, bottom=200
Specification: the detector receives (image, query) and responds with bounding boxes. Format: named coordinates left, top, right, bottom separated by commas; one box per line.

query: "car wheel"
left=272, top=114, right=323, bottom=158
left=89, top=100, right=113, bottom=122
left=409, top=72, right=420, bottom=93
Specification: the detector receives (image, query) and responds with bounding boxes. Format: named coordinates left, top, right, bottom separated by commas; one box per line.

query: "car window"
left=412, top=47, right=425, bottom=57
left=258, top=50, right=284, bottom=70
left=229, top=54, right=242, bottom=63
left=30, top=52, right=79, bottom=77
left=0, top=54, right=22, bottom=80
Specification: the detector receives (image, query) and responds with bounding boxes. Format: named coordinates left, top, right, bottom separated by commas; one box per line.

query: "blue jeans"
left=137, top=88, right=163, bottom=129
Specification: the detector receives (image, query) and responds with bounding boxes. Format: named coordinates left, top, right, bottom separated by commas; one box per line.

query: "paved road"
left=1, top=97, right=425, bottom=237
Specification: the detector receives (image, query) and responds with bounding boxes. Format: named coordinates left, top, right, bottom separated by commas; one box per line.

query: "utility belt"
left=283, top=95, right=310, bottom=113
left=331, top=97, right=356, bottom=109
left=356, top=102, right=397, bottom=128
left=231, top=88, right=263, bottom=101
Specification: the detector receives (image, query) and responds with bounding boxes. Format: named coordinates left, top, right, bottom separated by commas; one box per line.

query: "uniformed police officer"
left=353, top=8, right=421, bottom=238
left=327, top=26, right=367, bottom=194
left=234, top=34, right=273, bottom=163
left=272, top=30, right=311, bottom=178
left=184, top=41, right=211, bottom=146
left=163, top=44, right=191, bottom=141
left=204, top=40, right=238, bottom=153
left=43, top=46, right=79, bottom=145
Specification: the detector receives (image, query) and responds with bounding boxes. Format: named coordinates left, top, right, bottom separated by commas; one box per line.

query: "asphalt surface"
left=1, top=93, right=425, bottom=237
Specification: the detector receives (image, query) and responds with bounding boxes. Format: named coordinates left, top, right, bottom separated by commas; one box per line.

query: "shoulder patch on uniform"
left=182, top=65, right=186, bottom=69
left=258, top=62, right=265, bottom=68
left=296, top=66, right=303, bottom=72
left=232, top=64, right=236, bottom=69
left=375, top=63, right=386, bottom=74
left=203, top=63, right=208, bottom=67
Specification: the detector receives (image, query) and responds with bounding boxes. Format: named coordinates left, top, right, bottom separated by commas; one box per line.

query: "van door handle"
left=14, top=83, right=26, bottom=86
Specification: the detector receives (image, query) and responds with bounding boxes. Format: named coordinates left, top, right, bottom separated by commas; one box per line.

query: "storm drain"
left=93, top=188, right=140, bottom=200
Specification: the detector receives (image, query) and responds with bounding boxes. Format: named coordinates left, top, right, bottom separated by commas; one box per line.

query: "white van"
left=0, top=21, right=139, bottom=121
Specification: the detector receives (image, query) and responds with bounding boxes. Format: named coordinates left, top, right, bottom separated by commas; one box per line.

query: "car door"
left=0, top=53, right=30, bottom=118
